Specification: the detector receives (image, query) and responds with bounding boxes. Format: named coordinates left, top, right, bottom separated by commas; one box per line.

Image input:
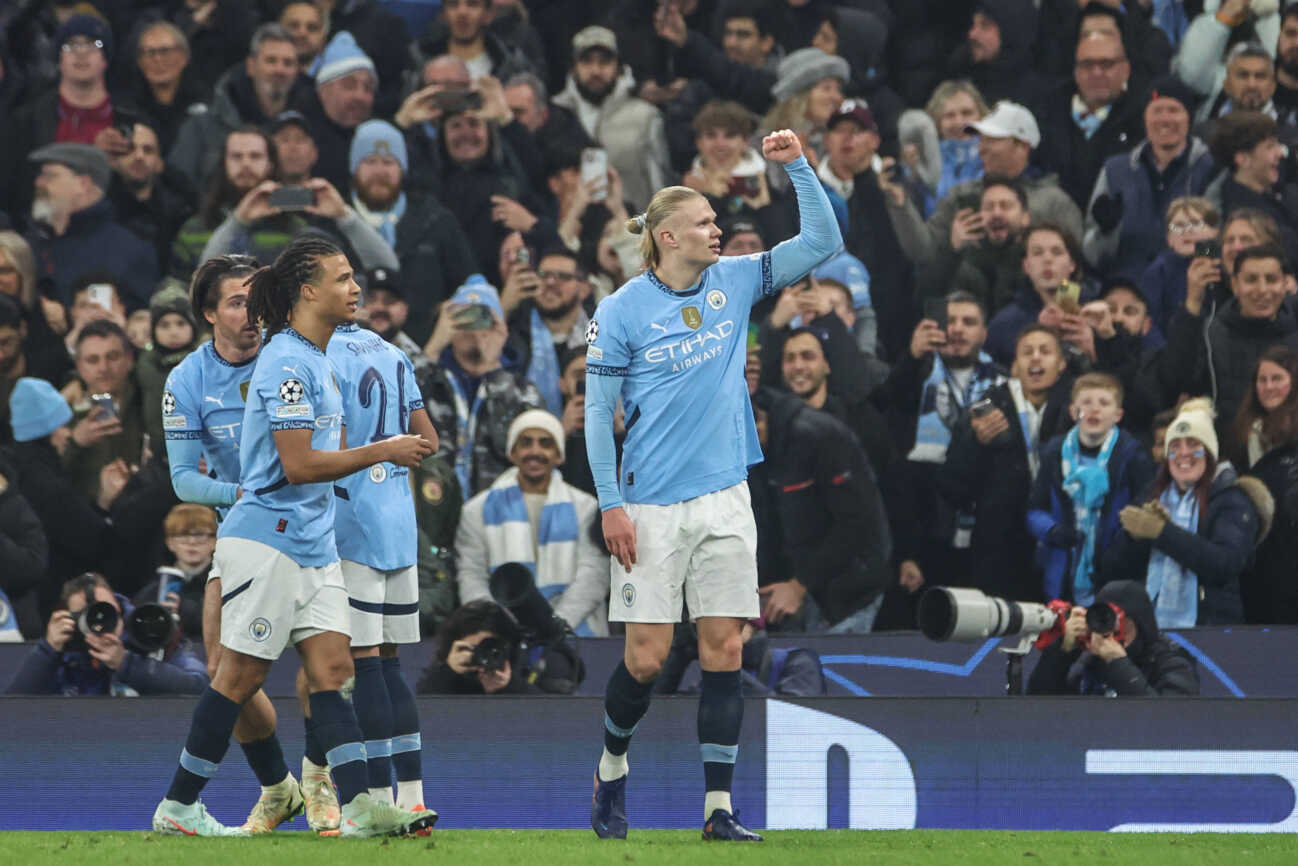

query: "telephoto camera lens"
left=78, top=601, right=119, bottom=637
left=126, top=603, right=176, bottom=652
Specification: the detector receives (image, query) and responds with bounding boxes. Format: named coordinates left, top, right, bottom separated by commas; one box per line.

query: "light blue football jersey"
left=584, top=253, right=773, bottom=507
left=162, top=341, right=257, bottom=508
left=327, top=324, right=424, bottom=571
left=218, top=328, right=345, bottom=567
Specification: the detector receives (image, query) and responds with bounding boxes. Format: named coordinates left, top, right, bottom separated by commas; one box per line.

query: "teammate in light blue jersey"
left=162, top=255, right=317, bottom=833
left=328, top=322, right=438, bottom=810
left=154, top=238, right=436, bottom=838
left=585, top=130, right=841, bottom=842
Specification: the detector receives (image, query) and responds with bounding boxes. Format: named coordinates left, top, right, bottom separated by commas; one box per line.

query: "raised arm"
left=764, top=130, right=844, bottom=290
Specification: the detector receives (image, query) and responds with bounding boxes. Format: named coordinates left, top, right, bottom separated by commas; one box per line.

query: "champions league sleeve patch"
left=279, top=378, right=305, bottom=403
left=161, top=390, right=176, bottom=415
left=585, top=318, right=599, bottom=344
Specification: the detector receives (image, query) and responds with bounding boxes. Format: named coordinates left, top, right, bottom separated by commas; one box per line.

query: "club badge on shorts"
left=682, top=306, right=702, bottom=330
left=249, top=617, right=272, bottom=642
left=621, top=582, right=636, bottom=607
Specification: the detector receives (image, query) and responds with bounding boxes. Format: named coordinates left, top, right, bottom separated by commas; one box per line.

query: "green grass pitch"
left=3, top=830, right=1297, bottom=866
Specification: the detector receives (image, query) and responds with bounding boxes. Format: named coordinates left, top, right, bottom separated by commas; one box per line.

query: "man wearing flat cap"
left=552, top=26, right=671, bottom=211
left=24, top=143, right=159, bottom=312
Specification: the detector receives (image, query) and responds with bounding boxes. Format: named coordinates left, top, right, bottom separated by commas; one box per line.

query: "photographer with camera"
left=5, top=572, right=207, bottom=696
left=1026, top=579, right=1199, bottom=696
left=417, top=599, right=529, bottom=694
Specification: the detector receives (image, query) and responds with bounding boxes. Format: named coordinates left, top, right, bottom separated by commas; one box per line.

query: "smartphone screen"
left=924, top=298, right=948, bottom=331
left=87, top=283, right=114, bottom=311
left=581, top=148, right=608, bottom=202
left=268, top=186, right=315, bottom=211
left=454, top=305, right=495, bottom=330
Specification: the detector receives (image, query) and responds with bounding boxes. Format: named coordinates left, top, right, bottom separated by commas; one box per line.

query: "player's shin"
left=383, top=656, right=425, bottom=810
left=600, top=660, right=655, bottom=781
left=698, top=669, right=743, bottom=818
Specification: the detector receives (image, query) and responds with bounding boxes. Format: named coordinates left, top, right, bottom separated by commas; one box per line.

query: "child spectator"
left=133, top=503, right=217, bottom=642
left=1028, top=373, right=1156, bottom=604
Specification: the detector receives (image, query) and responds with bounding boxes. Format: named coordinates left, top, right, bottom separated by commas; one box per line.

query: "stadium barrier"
left=3, top=695, right=1296, bottom=831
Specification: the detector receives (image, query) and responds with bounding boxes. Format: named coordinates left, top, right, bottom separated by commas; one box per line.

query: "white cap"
left=966, top=100, right=1040, bottom=149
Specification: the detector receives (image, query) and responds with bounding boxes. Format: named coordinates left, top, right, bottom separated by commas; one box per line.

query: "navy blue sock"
left=309, top=690, right=369, bottom=805
left=352, top=657, right=393, bottom=792
left=382, top=657, right=422, bottom=782
left=303, top=716, right=327, bottom=766
left=698, top=669, right=743, bottom=794
left=165, top=688, right=241, bottom=804
left=240, top=734, right=289, bottom=787
left=603, top=661, right=655, bottom=756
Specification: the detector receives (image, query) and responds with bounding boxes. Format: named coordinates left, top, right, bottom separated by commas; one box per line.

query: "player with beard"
left=506, top=247, right=591, bottom=415
left=921, top=175, right=1031, bottom=316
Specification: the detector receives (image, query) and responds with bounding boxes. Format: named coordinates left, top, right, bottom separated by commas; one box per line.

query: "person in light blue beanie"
left=311, top=31, right=378, bottom=192
left=9, top=377, right=73, bottom=444
left=350, top=120, right=410, bottom=248
left=449, top=274, right=504, bottom=321
left=316, top=31, right=377, bottom=89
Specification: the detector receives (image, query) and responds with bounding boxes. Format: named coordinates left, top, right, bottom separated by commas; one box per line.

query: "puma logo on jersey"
left=281, top=365, right=299, bottom=376
left=204, top=395, right=224, bottom=406
left=648, top=321, right=669, bottom=333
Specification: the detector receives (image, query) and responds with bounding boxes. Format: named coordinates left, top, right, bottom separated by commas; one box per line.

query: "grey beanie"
left=770, top=48, right=850, bottom=103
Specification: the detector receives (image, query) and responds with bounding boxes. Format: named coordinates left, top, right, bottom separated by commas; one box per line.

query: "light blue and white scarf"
left=528, top=308, right=563, bottom=416
left=1145, top=483, right=1201, bottom=629
left=0, top=588, right=21, bottom=642
left=907, top=352, right=1003, bottom=463
left=480, top=467, right=599, bottom=636
left=1061, top=426, right=1118, bottom=605
left=352, top=191, right=408, bottom=248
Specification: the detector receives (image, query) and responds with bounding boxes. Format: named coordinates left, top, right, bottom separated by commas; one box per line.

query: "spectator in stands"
left=929, top=101, right=1084, bottom=256
left=4, top=377, right=122, bottom=621
left=0, top=446, right=47, bottom=639
left=1026, top=578, right=1200, bottom=695
left=503, top=71, right=588, bottom=149
left=681, top=101, right=788, bottom=240
left=1101, top=398, right=1265, bottom=627
left=1178, top=35, right=1276, bottom=125
left=25, top=143, right=158, bottom=312
left=920, top=174, right=1031, bottom=316
left=0, top=295, right=29, bottom=444
left=1138, top=197, right=1221, bottom=335
left=1158, top=243, right=1298, bottom=438
left=1028, top=373, right=1156, bottom=605
left=1231, top=346, right=1298, bottom=623
left=0, top=231, right=70, bottom=386
left=168, top=23, right=306, bottom=193
left=298, top=31, right=378, bottom=194
left=393, top=55, right=472, bottom=190
left=654, top=0, right=780, bottom=115
left=3, top=15, right=118, bottom=216
left=133, top=503, right=218, bottom=643
left=941, top=324, right=1073, bottom=601
left=1103, top=279, right=1160, bottom=349
left=751, top=386, right=891, bottom=633
left=4, top=571, right=207, bottom=696
left=125, top=20, right=206, bottom=154
left=417, top=0, right=538, bottom=85
left=417, top=599, right=528, bottom=694
left=455, top=409, right=608, bottom=636
left=897, top=79, right=988, bottom=217
left=1276, top=7, right=1298, bottom=126
left=556, top=351, right=600, bottom=497
left=1031, top=29, right=1146, bottom=209
left=420, top=275, right=542, bottom=496
left=136, top=285, right=198, bottom=455
left=170, top=0, right=256, bottom=95
left=269, top=110, right=318, bottom=185
left=947, top=0, right=1040, bottom=107
left=279, top=0, right=328, bottom=74
left=327, top=0, right=413, bottom=117
left=107, top=119, right=194, bottom=276
left=62, top=319, right=145, bottom=505
left=1084, top=76, right=1217, bottom=281
left=347, top=119, right=475, bottom=341
left=1036, top=1, right=1173, bottom=96
left=760, top=47, right=848, bottom=161
left=1210, top=111, right=1298, bottom=262
left=553, top=26, right=670, bottom=211
left=505, top=247, right=590, bottom=416
left=61, top=277, right=128, bottom=360
left=358, top=266, right=424, bottom=363
left=986, top=222, right=1086, bottom=365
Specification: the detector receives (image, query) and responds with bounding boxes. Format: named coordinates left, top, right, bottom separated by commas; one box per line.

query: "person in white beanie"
left=1101, top=396, right=1272, bottom=628
left=454, top=408, right=609, bottom=637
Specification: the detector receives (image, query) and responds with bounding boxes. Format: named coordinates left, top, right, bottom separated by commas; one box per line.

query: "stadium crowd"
left=3, top=0, right=1298, bottom=695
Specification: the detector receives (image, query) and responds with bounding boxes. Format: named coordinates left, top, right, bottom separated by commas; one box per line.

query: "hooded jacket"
left=946, top=0, right=1041, bottom=107
left=1098, top=463, right=1271, bottom=625
left=1026, top=579, right=1201, bottom=695
left=753, top=389, right=892, bottom=625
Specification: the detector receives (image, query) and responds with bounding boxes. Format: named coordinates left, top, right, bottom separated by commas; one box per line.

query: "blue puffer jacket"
left=1026, top=429, right=1157, bottom=602
left=1082, top=138, right=1219, bottom=282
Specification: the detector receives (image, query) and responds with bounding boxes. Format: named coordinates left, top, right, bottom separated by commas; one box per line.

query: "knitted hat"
left=316, top=31, right=376, bottom=87
left=1164, top=397, right=1218, bottom=461
left=449, top=274, right=504, bottom=320
left=149, top=281, right=196, bottom=332
left=506, top=408, right=566, bottom=462
left=10, top=377, right=73, bottom=443
left=55, top=13, right=113, bottom=61
left=349, top=119, right=408, bottom=175
left=1147, top=75, right=1197, bottom=117
left=770, top=48, right=850, bottom=103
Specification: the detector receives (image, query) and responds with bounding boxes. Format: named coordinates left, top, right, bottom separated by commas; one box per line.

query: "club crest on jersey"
left=707, top=289, right=726, bottom=310
left=370, top=464, right=387, bottom=483
left=249, top=618, right=272, bottom=642
left=161, top=390, right=176, bottom=415
left=682, top=306, right=703, bottom=330
left=279, top=378, right=305, bottom=403
left=621, top=582, right=636, bottom=606
left=585, top=318, right=599, bottom=344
